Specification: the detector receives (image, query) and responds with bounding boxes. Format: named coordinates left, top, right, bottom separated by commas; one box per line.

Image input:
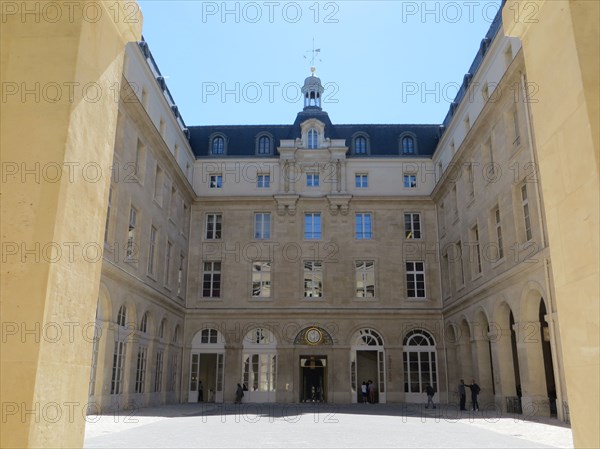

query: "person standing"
left=361, top=381, right=368, bottom=403
left=235, top=383, right=244, bottom=404
left=198, top=380, right=204, bottom=402
left=458, top=379, right=466, bottom=411
left=425, top=384, right=436, bottom=409
left=467, top=379, right=480, bottom=411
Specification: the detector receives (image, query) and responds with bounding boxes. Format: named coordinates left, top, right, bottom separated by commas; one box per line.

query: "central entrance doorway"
left=300, top=356, right=327, bottom=402
left=188, top=328, right=225, bottom=403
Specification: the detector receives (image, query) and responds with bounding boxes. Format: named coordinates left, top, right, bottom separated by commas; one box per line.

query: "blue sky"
left=138, top=1, right=502, bottom=126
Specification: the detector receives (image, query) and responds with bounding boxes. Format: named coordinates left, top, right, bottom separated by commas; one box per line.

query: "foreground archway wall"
left=0, top=2, right=141, bottom=447
left=503, top=1, right=599, bottom=447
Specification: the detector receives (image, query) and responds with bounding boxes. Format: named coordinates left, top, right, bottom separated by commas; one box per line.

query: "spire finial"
left=304, top=38, right=322, bottom=76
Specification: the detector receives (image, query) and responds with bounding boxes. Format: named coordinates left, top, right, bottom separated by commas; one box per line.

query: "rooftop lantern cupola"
left=302, top=67, right=324, bottom=110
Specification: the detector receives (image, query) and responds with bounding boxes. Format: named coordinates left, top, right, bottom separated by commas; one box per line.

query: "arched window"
left=354, top=136, right=367, bottom=154
left=308, top=129, right=318, bottom=149
left=257, top=135, right=271, bottom=155
left=173, top=325, right=180, bottom=344
left=201, top=328, right=218, bottom=344
left=211, top=136, right=225, bottom=155
left=402, top=136, right=415, bottom=154
left=403, top=329, right=437, bottom=394
left=354, top=328, right=384, bottom=346
left=159, top=319, right=166, bottom=339
left=139, top=312, right=148, bottom=333
left=116, top=305, right=127, bottom=327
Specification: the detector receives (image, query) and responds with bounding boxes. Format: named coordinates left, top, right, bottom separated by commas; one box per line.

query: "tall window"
left=521, top=185, right=532, bottom=241
left=139, top=312, right=148, bottom=333
left=154, top=351, right=164, bottom=392
left=159, top=319, right=166, bottom=339
left=439, top=201, right=446, bottom=234
left=257, top=136, right=271, bottom=155
left=308, top=129, right=318, bottom=149
left=205, top=214, right=222, bottom=239
left=177, top=253, right=185, bottom=297
left=355, top=136, right=367, bottom=154
left=257, top=174, right=270, bottom=188
left=355, top=174, right=368, bottom=188
left=306, top=172, right=319, bottom=187
left=455, top=241, right=465, bottom=287
left=202, top=261, right=221, bottom=298
left=209, top=174, right=223, bottom=189
left=169, top=187, right=178, bottom=220
left=404, top=173, right=417, bottom=188
left=252, top=262, right=271, bottom=298
left=117, top=305, right=127, bottom=327
left=513, top=109, right=521, bottom=146
left=135, top=139, right=145, bottom=181
left=304, top=213, right=321, bottom=239
left=402, top=136, right=415, bottom=154
left=355, top=213, right=372, bottom=240
left=135, top=346, right=148, bottom=394
left=494, top=207, right=504, bottom=259
left=126, top=206, right=137, bottom=261
left=406, top=261, right=426, bottom=298
left=211, top=136, right=225, bottom=154
left=254, top=213, right=271, bottom=240
left=110, top=340, right=126, bottom=395
left=167, top=353, right=178, bottom=392
left=147, top=226, right=157, bottom=275
left=304, top=261, right=323, bottom=298
left=403, top=330, right=437, bottom=393
left=404, top=213, right=421, bottom=239
left=355, top=261, right=375, bottom=297
left=104, top=187, right=113, bottom=244
left=154, top=165, right=164, bottom=205
left=471, top=225, right=482, bottom=275
left=466, top=163, right=475, bottom=199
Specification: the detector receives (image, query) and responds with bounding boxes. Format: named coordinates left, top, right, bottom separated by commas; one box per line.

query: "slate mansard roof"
left=189, top=109, right=441, bottom=159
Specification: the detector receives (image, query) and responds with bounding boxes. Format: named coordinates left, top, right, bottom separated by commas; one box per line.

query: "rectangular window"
left=494, top=207, right=504, bottom=259
left=304, top=213, right=321, bottom=240
left=513, top=109, right=521, bottom=146
left=355, top=261, right=375, bottom=297
left=147, top=226, right=157, bottom=275
left=154, top=166, right=164, bottom=205
left=110, top=341, right=126, bottom=395
left=154, top=351, right=164, bottom=393
left=169, top=187, right=178, bottom=221
left=456, top=241, right=465, bottom=287
left=521, top=185, right=532, bottom=241
left=135, top=346, right=148, bottom=394
left=442, top=253, right=451, bottom=298
left=209, top=174, right=223, bottom=189
left=183, top=203, right=190, bottom=237
left=167, top=354, right=178, bottom=392
left=439, top=201, right=446, bottom=234
left=165, top=241, right=173, bottom=286
left=307, top=172, right=319, bottom=187
left=135, top=139, right=145, bottom=182
left=177, top=253, right=185, bottom=297
left=304, top=261, right=323, bottom=298
left=252, top=262, right=272, bottom=298
left=466, top=163, right=475, bottom=199
left=257, top=174, right=270, bottom=188
left=126, top=206, right=137, bottom=261
left=205, top=214, right=222, bottom=239
left=404, top=174, right=417, bottom=188
left=356, top=213, right=372, bottom=240
left=406, top=261, right=426, bottom=299
left=355, top=174, right=368, bottom=188
left=202, top=261, right=221, bottom=298
left=404, top=213, right=421, bottom=239
left=104, top=186, right=113, bottom=244
left=471, top=225, right=482, bottom=275
left=254, top=213, right=271, bottom=240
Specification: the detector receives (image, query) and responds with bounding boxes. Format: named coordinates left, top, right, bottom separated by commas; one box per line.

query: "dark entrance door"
left=300, top=356, right=327, bottom=402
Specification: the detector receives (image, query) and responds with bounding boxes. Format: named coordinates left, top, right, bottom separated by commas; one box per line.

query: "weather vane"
left=303, top=38, right=322, bottom=76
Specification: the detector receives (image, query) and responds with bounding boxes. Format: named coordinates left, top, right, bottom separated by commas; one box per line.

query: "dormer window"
left=211, top=136, right=225, bottom=155
left=256, top=135, right=272, bottom=155
left=354, top=136, right=368, bottom=155
left=308, top=129, right=318, bottom=149
left=401, top=135, right=416, bottom=155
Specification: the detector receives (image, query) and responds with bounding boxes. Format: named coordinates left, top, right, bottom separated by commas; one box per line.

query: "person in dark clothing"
left=425, top=384, right=436, bottom=409
left=458, top=379, right=466, bottom=410
left=235, top=383, right=244, bottom=403
left=467, top=379, right=480, bottom=411
left=198, top=380, right=204, bottom=402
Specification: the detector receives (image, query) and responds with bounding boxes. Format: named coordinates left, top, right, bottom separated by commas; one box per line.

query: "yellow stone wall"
left=1, top=2, right=141, bottom=447
left=503, top=1, right=599, bottom=447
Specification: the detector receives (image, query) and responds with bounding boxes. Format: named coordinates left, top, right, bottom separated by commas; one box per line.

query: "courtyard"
left=84, top=403, right=573, bottom=449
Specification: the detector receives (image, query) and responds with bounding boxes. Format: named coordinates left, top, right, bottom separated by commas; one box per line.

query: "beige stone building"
left=88, top=7, right=569, bottom=423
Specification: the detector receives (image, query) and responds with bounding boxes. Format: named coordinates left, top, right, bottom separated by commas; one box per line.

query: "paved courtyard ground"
left=84, top=403, right=573, bottom=449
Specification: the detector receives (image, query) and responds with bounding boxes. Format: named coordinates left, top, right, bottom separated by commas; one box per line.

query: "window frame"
left=406, top=261, right=426, bottom=299
left=355, top=260, right=375, bottom=298
left=304, top=212, right=322, bottom=240
left=355, top=212, right=373, bottom=240
left=202, top=261, right=222, bottom=298
left=254, top=213, right=271, bottom=240
left=404, top=212, right=422, bottom=240
left=303, top=260, right=323, bottom=298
